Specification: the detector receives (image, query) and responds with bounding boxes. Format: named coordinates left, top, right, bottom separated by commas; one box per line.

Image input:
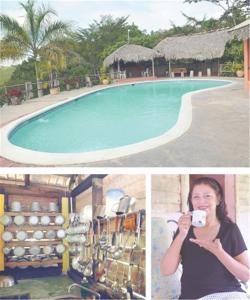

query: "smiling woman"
left=160, top=177, right=249, bottom=300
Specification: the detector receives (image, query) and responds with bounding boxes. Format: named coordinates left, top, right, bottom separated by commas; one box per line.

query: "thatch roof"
left=154, top=30, right=231, bottom=61
left=228, top=19, right=250, bottom=41
left=103, top=44, right=157, bottom=68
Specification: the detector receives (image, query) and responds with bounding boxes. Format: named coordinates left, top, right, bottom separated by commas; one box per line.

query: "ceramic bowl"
left=16, top=231, right=27, bottom=241
left=30, top=202, right=41, bottom=212
left=0, top=215, right=12, bottom=226
left=2, top=231, right=13, bottom=242
left=40, top=215, right=51, bottom=226
left=10, top=201, right=22, bottom=212
left=13, top=246, right=25, bottom=257
left=56, top=244, right=65, bottom=254
left=14, top=215, right=25, bottom=226
left=29, top=245, right=40, bottom=255
left=56, top=229, right=66, bottom=239
left=33, top=230, right=44, bottom=240
left=29, top=215, right=39, bottom=226
left=3, top=247, right=12, bottom=255
left=55, top=215, right=65, bottom=225
left=43, top=245, right=54, bottom=255
left=48, top=202, right=58, bottom=212
left=45, top=230, right=56, bottom=239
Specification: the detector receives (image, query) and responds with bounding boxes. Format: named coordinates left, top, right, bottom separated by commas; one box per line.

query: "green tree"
left=184, top=0, right=248, bottom=26
left=0, top=0, right=70, bottom=88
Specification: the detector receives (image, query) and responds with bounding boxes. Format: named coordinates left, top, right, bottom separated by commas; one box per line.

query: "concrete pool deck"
left=0, top=78, right=249, bottom=167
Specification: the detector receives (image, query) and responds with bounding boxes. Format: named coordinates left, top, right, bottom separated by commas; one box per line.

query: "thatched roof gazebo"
left=154, top=30, right=232, bottom=76
left=103, top=44, right=158, bottom=77
left=154, top=30, right=231, bottom=61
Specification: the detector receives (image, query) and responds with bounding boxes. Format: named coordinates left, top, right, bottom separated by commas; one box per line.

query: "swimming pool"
left=1, top=79, right=232, bottom=164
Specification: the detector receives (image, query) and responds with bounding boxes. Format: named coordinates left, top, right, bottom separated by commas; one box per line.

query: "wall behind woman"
left=236, top=175, right=250, bottom=251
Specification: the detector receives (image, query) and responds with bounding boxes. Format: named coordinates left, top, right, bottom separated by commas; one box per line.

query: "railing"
left=0, top=73, right=102, bottom=106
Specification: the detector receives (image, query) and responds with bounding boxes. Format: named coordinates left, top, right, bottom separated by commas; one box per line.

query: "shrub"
left=7, top=88, right=22, bottom=97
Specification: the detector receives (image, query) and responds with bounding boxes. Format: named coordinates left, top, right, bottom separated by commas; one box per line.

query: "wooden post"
left=152, top=58, right=155, bottom=77
left=244, top=39, right=250, bottom=91
left=0, top=193, right=5, bottom=271
left=92, top=177, right=103, bottom=220
left=62, top=196, right=69, bottom=273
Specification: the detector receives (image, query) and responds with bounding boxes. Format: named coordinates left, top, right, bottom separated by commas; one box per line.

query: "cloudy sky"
left=1, top=0, right=224, bottom=32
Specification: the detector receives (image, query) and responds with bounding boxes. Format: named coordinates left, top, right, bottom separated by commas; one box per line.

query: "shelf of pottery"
left=0, top=197, right=69, bottom=270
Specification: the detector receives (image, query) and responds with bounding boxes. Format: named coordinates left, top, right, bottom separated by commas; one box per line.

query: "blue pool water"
left=9, top=80, right=229, bottom=153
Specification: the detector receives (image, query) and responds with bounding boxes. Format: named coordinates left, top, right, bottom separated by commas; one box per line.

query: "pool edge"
left=0, top=79, right=235, bottom=166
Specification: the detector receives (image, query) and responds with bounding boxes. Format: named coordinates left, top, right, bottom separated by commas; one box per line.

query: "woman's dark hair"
left=188, top=177, right=232, bottom=223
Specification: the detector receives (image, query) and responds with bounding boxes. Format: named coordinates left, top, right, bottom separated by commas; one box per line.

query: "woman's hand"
left=178, top=213, right=192, bottom=239
left=189, top=238, right=223, bottom=257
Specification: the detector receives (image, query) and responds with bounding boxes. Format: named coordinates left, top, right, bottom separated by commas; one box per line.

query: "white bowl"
left=10, top=201, right=22, bottom=212
left=29, top=215, right=39, bottom=225
left=2, top=231, right=13, bottom=242
left=3, top=247, right=12, bottom=255
left=14, top=215, right=25, bottom=226
left=55, top=215, right=65, bottom=225
left=56, top=229, right=66, bottom=239
left=29, top=245, right=40, bottom=255
left=43, top=245, right=53, bottom=255
left=40, top=215, right=51, bottom=225
left=48, top=202, right=58, bottom=212
left=0, top=215, right=12, bottom=226
left=16, top=231, right=27, bottom=241
left=33, top=230, right=44, bottom=240
left=45, top=230, right=56, bottom=239
left=30, top=202, right=41, bottom=212
left=56, top=244, right=65, bottom=254
left=13, top=246, right=25, bottom=257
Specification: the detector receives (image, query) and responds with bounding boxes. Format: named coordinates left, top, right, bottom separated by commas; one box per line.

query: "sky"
left=1, top=0, right=224, bottom=32
left=0, top=0, right=224, bottom=66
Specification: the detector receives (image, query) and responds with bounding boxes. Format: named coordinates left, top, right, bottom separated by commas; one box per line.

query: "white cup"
left=191, top=210, right=207, bottom=227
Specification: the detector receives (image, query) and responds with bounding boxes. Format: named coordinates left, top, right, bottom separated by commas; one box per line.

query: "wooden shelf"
left=5, top=259, right=63, bottom=268
left=6, top=225, right=62, bottom=231
left=5, top=240, right=63, bottom=247
left=5, top=212, right=62, bottom=217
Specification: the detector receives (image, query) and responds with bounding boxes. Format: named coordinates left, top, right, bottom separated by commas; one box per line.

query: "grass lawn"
left=0, top=66, right=16, bottom=85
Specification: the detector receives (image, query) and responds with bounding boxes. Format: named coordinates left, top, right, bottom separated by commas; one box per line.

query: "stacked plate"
left=29, top=245, right=40, bottom=255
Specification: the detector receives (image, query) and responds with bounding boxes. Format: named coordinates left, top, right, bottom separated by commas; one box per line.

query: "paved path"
left=0, top=79, right=249, bottom=167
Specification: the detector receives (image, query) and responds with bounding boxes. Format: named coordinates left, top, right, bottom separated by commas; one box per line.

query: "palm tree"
left=0, top=0, right=70, bottom=92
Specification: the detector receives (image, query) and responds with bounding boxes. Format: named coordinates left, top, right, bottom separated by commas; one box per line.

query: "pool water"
left=9, top=80, right=229, bottom=153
